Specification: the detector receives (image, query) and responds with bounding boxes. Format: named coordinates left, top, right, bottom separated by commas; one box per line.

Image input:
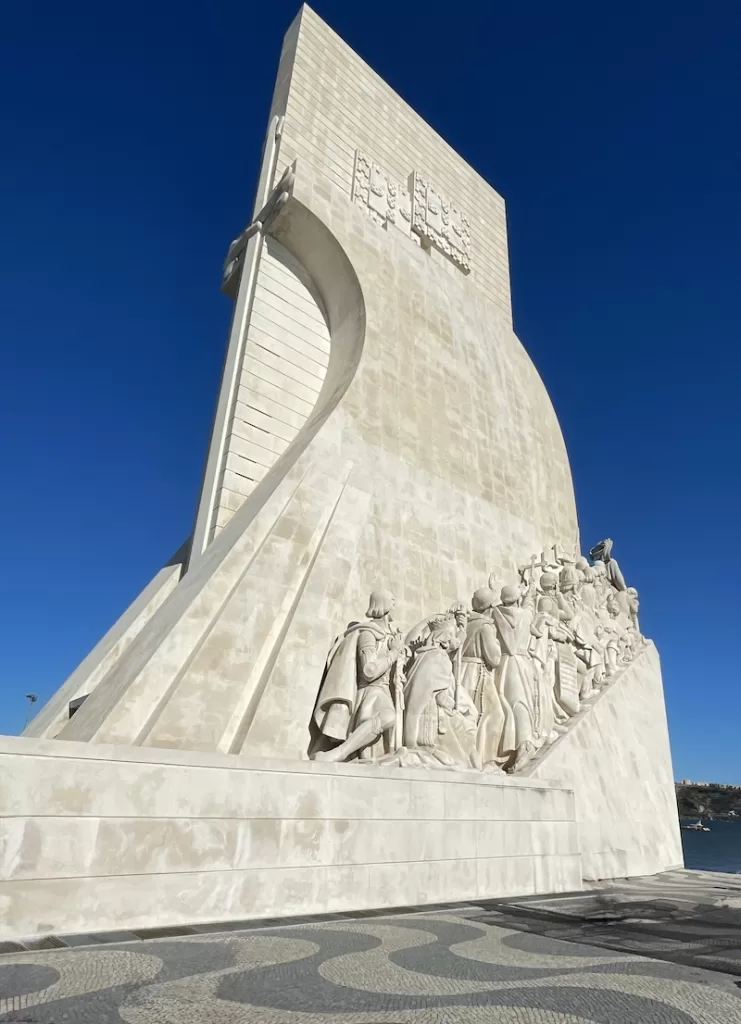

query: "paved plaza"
left=2, top=870, right=741, bottom=1024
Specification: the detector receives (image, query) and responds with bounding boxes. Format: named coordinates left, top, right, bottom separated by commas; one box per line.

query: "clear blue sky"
left=1, top=1, right=738, bottom=781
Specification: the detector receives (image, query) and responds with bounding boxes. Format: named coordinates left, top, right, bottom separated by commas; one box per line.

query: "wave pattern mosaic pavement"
left=2, top=908, right=741, bottom=1024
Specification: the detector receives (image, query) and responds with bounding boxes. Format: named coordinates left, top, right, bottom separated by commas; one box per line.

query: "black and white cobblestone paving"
left=3, top=875, right=741, bottom=1024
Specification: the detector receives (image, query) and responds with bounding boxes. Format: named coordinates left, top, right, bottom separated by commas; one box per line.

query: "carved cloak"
left=311, top=621, right=388, bottom=743
left=402, top=644, right=453, bottom=749
left=490, top=604, right=537, bottom=759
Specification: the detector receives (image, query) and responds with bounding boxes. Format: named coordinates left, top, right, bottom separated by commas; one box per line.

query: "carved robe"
left=558, top=590, right=600, bottom=697
left=403, top=643, right=480, bottom=768
left=490, top=604, right=537, bottom=763
left=605, top=556, right=627, bottom=592
left=529, top=609, right=569, bottom=743
left=403, top=643, right=452, bottom=749
left=580, top=577, right=601, bottom=613
left=460, top=613, right=506, bottom=766
left=594, top=603, right=627, bottom=677
left=311, top=620, right=396, bottom=751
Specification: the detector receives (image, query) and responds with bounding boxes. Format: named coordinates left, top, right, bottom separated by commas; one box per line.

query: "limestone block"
left=231, top=400, right=297, bottom=442
left=241, top=371, right=315, bottom=418
left=242, top=354, right=322, bottom=405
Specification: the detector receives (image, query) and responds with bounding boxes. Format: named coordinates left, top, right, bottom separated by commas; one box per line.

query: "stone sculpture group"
left=310, top=539, right=644, bottom=773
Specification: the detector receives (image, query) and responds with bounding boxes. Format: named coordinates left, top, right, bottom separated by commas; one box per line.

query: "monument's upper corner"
left=268, top=3, right=513, bottom=324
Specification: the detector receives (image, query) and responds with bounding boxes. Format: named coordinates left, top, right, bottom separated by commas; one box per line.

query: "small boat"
left=681, top=819, right=711, bottom=832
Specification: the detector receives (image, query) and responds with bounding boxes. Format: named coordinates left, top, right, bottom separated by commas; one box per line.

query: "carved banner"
left=555, top=645, right=580, bottom=716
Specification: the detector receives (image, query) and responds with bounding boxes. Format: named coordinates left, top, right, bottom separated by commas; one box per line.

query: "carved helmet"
left=559, top=565, right=580, bottom=590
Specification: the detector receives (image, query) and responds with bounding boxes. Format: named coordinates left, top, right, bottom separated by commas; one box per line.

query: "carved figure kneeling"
left=403, top=614, right=482, bottom=770
left=310, top=590, right=404, bottom=764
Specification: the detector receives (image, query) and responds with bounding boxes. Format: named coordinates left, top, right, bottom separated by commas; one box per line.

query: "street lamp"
left=23, top=693, right=37, bottom=729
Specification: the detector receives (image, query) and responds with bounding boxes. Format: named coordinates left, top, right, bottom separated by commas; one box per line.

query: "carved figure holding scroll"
left=310, top=590, right=404, bottom=763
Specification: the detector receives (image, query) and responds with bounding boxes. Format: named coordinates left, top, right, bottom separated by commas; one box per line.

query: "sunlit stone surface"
left=4, top=6, right=681, bottom=940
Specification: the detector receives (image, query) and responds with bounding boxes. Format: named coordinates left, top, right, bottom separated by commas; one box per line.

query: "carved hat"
left=539, top=572, right=558, bottom=591
left=559, top=565, right=580, bottom=589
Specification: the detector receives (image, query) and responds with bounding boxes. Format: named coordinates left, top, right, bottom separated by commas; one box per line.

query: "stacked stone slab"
left=3, top=5, right=681, bottom=940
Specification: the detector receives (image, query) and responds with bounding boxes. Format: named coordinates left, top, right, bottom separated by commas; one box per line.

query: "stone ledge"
left=0, top=734, right=571, bottom=790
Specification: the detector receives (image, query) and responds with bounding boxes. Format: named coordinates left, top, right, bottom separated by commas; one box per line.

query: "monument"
left=0, top=6, right=682, bottom=941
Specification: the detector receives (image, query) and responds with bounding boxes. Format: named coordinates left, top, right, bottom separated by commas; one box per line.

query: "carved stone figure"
left=490, top=584, right=538, bottom=771
left=537, top=568, right=590, bottom=703
left=308, top=538, right=649, bottom=775
left=402, top=614, right=482, bottom=769
left=460, top=587, right=504, bottom=768
left=590, top=538, right=627, bottom=591
left=406, top=601, right=467, bottom=655
left=574, top=555, right=591, bottom=578
left=539, top=572, right=565, bottom=616
left=595, top=592, right=629, bottom=678
left=626, top=586, right=641, bottom=633
left=529, top=595, right=570, bottom=746
left=607, top=591, right=631, bottom=630
left=311, top=590, right=404, bottom=763
left=590, top=557, right=611, bottom=603
left=402, top=615, right=456, bottom=759
left=559, top=565, right=600, bottom=700
left=575, top=556, right=601, bottom=612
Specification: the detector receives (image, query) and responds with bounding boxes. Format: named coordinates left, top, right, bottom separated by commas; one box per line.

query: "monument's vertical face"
left=230, top=8, right=580, bottom=757
left=30, top=4, right=580, bottom=760
left=212, top=5, right=578, bottom=553
left=272, top=8, right=512, bottom=324
left=6, top=9, right=681, bottom=936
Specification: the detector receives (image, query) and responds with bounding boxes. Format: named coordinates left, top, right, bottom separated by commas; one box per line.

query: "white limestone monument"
left=2, top=6, right=682, bottom=940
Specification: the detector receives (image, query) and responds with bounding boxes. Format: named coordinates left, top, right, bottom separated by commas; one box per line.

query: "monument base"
left=0, top=737, right=580, bottom=940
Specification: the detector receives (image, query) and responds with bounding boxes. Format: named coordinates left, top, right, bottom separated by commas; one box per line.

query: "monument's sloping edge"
left=22, top=541, right=190, bottom=740
left=529, top=642, right=683, bottom=879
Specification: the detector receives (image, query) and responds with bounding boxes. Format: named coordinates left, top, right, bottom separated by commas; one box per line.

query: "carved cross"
left=517, top=552, right=550, bottom=581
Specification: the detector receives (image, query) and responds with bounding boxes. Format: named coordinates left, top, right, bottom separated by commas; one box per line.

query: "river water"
left=680, top=819, right=741, bottom=873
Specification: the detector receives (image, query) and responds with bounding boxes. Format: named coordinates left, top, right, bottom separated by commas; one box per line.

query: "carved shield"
left=556, top=645, right=580, bottom=716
